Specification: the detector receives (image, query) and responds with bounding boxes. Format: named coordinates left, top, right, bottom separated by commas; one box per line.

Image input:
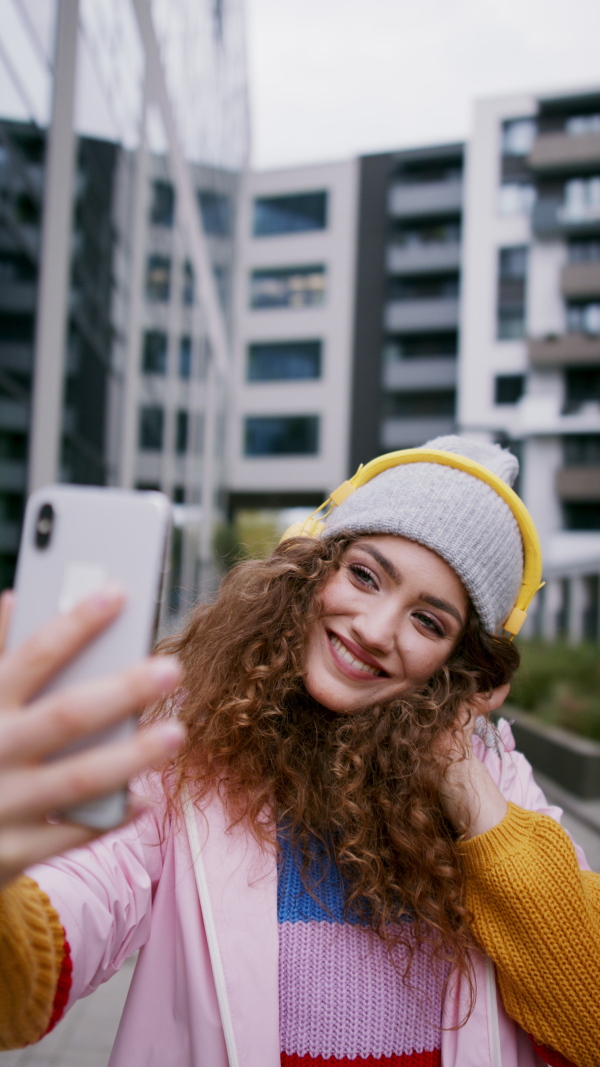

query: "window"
left=0, top=251, right=36, bottom=283
left=250, top=265, right=326, bottom=309
left=388, top=274, right=459, bottom=301
left=0, top=492, right=24, bottom=523
left=566, top=114, right=600, bottom=136
left=244, top=415, right=319, bottom=456
left=182, top=261, right=194, bottom=306
left=567, top=302, right=600, bottom=335
left=563, top=177, right=600, bottom=222
left=568, top=238, right=600, bottom=263
left=564, top=503, right=600, bottom=530
left=383, top=332, right=457, bottom=361
left=172, top=485, right=186, bottom=503
left=150, top=180, right=175, bottom=227
left=142, top=331, right=168, bottom=374
left=179, top=336, right=192, bottom=379
left=247, top=340, right=321, bottom=381
left=495, top=375, right=525, bottom=405
left=145, top=256, right=171, bottom=302
left=564, top=367, right=600, bottom=412
left=564, top=435, right=600, bottom=466
left=175, top=410, right=188, bottom=454
left=393, top=160, right=462, bottom=185
left=0, top=312, right=34, bottom=342
left=501, top=119, right=536, bottom=157
left=136, top=481, right=161, bottom=492
left=383, top=390, right=456, bottom=418
left=197, top=190, right=231, bottom=237
left=391, top=218, right=461, bottom=247
left=0, top=431, right=27, bottom=461
left=498, top=183, right=536, bottom=216
left=139, top=406, right=164, bottom=450
left=497, top=246, right=527, bottom=340
left=253, top=192, right=327, bottom=236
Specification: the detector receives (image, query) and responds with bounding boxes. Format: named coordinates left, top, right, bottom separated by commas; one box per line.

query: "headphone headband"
left=280, top=448, right=544, bottom=636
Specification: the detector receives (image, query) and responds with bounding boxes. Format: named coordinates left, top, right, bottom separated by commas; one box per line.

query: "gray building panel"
left=385, top=298, right=459, bottom=332
left=386, top=243, right=461, bottom=275
left=388, top=180, right=463, bottom=218
left=381, top=415, right=456, bottom=449
left=383, top=357, right=457, bottom=392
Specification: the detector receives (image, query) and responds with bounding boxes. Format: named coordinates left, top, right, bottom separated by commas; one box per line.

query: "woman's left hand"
left=437, top=684, right=511, bottom=839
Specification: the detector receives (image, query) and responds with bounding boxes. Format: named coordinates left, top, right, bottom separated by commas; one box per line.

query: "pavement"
left=1, top=778, right=599, bottom=1067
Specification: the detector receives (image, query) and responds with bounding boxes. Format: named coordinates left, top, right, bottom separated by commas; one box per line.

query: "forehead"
left=351, top=534, right=468, bottom=602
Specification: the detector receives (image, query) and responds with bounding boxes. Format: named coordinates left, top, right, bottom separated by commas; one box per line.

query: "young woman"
left=1, top=436, right=599, bottom=1067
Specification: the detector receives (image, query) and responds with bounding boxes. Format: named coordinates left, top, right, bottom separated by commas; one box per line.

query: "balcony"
left=556, top=466, right=600, bottom=501
left=386, top=242, right=461, bottom=275
left=529, top=131, right=600, bottom=174
left=388, top=180, right=462, bottom=219
left=561, top=262, right=600, bottom=300
left=382, top=357, right=456, bottom=392
left=529, top=333, right=600, bottom=367
left=385, top=298, right=459, bottom=333
left=381, top=416, right=455, bottom=450
left=532, top=198, right=600, bottom=239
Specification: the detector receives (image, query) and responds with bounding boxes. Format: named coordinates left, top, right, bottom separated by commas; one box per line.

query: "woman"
left=0, top=436, right=599, bottom=1067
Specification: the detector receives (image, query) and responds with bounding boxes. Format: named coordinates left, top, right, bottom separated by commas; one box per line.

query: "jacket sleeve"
left=461, top=801, right=600, bottom=1067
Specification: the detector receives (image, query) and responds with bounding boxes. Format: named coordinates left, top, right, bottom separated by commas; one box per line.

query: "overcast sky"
left=245, top=0, right=600, bottom=170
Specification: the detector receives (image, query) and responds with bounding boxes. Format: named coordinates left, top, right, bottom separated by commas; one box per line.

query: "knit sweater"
left=0, top=804, right=598, bottom=1066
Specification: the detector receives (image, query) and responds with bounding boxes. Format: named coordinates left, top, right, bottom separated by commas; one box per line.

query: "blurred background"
left=2, top=3, right=600, bottom=1061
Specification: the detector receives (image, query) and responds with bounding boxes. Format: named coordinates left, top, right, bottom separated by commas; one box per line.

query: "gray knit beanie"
left=324, top=436, right=523, bottom=634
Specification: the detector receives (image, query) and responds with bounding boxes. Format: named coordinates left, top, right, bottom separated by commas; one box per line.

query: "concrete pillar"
left=569, top=575, right=587, bottom=644
left=28, top=0, right=79, bottom=491
left=541, top=578, right=562, bottom=641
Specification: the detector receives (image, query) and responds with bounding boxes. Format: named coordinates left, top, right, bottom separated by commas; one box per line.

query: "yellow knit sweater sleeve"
left=0, top=875, right=64, bottom=1050
left=461, top=802, right=600, bottom=1067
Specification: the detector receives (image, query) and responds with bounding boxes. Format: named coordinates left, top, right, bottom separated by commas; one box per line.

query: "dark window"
left=244, top=415, right=319, bottom=456
left=253, top=192, right=327, bottom=236
left=388, top=274, right=459, bottom=301
left=247, top=340, right=321, bottom=381
left=495, top=375, right=525, bottom=405
left=197, top=190, right=231, bottom=237
left=250, top=265, right=325, bottom=309
left=564, top=435, right=600, bottom=465
left=567, top=301, right=600, bottom=336
left=179, top=336, right=192, bottom=379
left=501, top=118, right=536, bottom=156
left=182, top=261, right=194, bottom=306
left=383, top=390, right=456, bottom=418
left=0, top=251, right=36, bottom=283
left=384, top=332, right=457, bottom=360
left=175, top=410, right=188, bottom=454
left=0, top=431, right=27, bottom=461
left=139, top=406, right=164, bottom=450
left=565, top=367, right=600, bottom=412
left=0, top=492, right=24, bottom=523
left=564, top=502, right=600, bottom=530
left=136, top=481, right=161, bottom=492
left=392, top=159, right=462, bottom=185
left=390, top=217, right=461, bottom=247
left=497, top=246, right=527, bottom=340
left=172, top=485, right=186, bottom=503
left=142, top=331, right=168, bottom=374
left=568, top=239, right=600, bottom=263
left=0, top=312, right=34, bottom=343
left=146, top=256, right=171, bottom=302
left=150, top=180, right=175, bottom=227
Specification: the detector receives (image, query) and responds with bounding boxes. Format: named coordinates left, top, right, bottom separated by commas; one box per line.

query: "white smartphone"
left=6, top=485, right=172, bottom=829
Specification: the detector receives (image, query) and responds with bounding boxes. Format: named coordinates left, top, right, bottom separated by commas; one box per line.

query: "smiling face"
left=303, top=534, right=469, bottom=713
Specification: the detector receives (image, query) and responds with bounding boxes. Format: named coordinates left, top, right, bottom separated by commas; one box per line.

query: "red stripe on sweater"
left=529, top=1035, right=577, bottom=1067
left=281, top=1052, right=441, bottom=1067
left=42, top=934, right=73, bottom=1035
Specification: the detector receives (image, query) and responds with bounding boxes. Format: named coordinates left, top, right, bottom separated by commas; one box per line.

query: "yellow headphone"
left=280, top=447, right=544, bottom=636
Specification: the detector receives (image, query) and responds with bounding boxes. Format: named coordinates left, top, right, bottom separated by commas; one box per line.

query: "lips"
left=327, top=630, right=388, bottom=679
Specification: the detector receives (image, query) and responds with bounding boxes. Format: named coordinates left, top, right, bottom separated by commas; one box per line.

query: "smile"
left=327, top=631, right=386, bottom=678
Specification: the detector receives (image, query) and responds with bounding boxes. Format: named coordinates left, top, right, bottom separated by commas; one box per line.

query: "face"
left=303, top=535, right=468, bottom=713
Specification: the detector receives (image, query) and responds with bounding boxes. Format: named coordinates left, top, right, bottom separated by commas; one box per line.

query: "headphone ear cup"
left=280, top=518, right=326, bottom=542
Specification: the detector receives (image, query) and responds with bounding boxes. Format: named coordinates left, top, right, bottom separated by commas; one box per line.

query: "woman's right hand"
left=0, top=587, right=185, bottom=889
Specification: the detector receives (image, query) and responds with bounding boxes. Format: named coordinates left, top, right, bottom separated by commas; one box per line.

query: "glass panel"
left=244, top=415, right=319, bottom=456
left=567, top=302, right=600, bottom=335
left=247, top=340, right=321, bottom=381
left=501, top=119, right=536, bottom=157
left=139, top=405, right=164, bottom=450
left=150, top=180, right=175, bottom=227
left=388, top=274, right=459, bottom=300
left=142, top=331, right=168, bottom=374
left=182, top=261, right=195, bottom=306
left=198, top=190, right=231, bottom=236
left=250, top=266, right=326, bottom=309
left=179, top=336, right=192, bottom=379
left=175, top=410, right=188, bottom=454
left=498, top=183, right=536, bottom=216
left=253, top=192, right=327, bottom=236
left=391, top=218, right=460, bottom=246
left=563, top=177, right=600, bottom=222
left=566, top=114, right=600, bottom=136
left=146, top=255, right=171, bottom=302
left=564, top=435, right=600, bottom=465
left=564, top=503, right=600, bottom=530
left=495, top=375, right=525, bottom=404
left=383, top=332, right=457, bottom=361
left=383, top=391, right=456, bottom=417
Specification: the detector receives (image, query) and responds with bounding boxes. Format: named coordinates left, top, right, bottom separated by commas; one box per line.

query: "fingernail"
left=89, top=584, right=125, bottom=613
left=149, top=656, right=182, bottom=688
left=156, top=721, right=186, bottom=753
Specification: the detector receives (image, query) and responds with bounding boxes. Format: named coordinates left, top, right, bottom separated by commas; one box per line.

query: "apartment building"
left=349, top=143, right=463, bottom=470
left=459, top=86, right=600, bottom=639
left=228, top=161, right=359, bottom=519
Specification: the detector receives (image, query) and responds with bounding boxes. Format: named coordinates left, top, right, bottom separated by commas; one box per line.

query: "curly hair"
left=154, top=533, right=520, bottom=1003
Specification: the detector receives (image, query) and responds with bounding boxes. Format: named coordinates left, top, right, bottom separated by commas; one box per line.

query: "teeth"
left=329, top=633, right=381, bottom=676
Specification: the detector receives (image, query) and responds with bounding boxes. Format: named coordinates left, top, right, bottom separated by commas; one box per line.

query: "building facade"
left=459, top=86, right=600, bottom=639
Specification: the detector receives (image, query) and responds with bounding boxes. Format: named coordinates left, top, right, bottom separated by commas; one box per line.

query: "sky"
left=245, top=0, right=600, bottom=170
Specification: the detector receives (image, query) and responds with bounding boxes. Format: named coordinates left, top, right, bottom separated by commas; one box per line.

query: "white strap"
left=485, top=956, right=503, bottom=1067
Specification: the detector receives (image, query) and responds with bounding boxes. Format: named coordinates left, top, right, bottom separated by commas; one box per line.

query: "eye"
left=348, top=562, right=378, bottom=589
left=413, top=611, right=444, bottom=637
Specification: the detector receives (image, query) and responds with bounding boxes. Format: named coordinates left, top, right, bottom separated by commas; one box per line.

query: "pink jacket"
left=29, top=719, right=588, bottom=1067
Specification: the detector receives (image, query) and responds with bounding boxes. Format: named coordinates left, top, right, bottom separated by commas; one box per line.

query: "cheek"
left=402, top=634, right=452, bottom=683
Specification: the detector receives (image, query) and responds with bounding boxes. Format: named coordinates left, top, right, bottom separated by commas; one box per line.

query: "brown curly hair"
left=155, top=533, right=520, bottom=1001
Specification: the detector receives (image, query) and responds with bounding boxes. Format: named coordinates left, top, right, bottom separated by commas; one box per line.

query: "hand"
left=0, top=588, right=184, bottom=888
left=437, top=684, right=510, bottom=839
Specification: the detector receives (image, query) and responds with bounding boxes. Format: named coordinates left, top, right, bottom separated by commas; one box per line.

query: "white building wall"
left=228, top=160, right=359, bottom=496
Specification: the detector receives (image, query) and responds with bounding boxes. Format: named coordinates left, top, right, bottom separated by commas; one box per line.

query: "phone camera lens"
left=35, top=503, right=54, bottom=549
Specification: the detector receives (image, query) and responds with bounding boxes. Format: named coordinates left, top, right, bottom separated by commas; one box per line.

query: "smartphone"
left=6, top=485, right=172, bottom=829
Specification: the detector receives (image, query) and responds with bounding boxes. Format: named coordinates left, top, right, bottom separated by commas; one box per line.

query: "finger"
left=0, top=590, right=14, bottom=654
left=0, top=820, right=108, bottom=888
left=0, top=656, right=182, bottom=766
left=0, top=721, right=185, bottom=822
left=486, top=682, right=511, bottom=714
left=0, top=586, right=125, bottom=706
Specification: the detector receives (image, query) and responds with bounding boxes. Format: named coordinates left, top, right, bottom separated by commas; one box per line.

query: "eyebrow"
left=356, top=543, right=464, bottom=626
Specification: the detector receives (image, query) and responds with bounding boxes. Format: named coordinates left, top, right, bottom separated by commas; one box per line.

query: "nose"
left=350, top=598, right=400, bottom=655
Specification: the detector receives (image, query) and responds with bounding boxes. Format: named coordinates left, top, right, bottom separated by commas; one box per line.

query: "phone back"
left=7, top=485, right=172, bottom=827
